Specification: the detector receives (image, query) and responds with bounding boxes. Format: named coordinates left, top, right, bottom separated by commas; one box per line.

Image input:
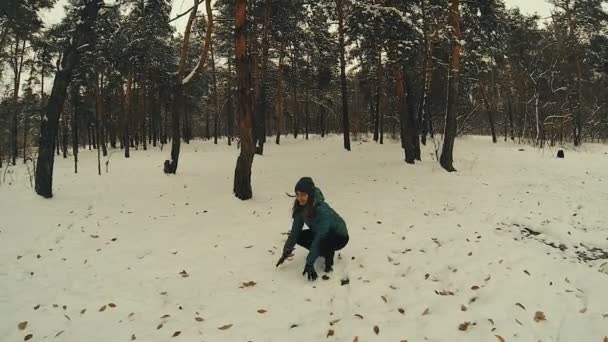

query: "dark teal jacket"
left=283, top=188, right=348, bottom=266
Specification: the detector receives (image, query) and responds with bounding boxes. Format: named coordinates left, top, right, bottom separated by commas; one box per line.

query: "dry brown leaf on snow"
left=257, top=309, right=267, bottom=314
left=108, top=303, right=117, bottom=308
left=534, top=311, right=546, bottom=322
left=437, top=290, right=455, bottom=296
left=422, top=308, right=430, bottom=316
left=218, top=324, right=233, bottom=330
left=18, top=321, right=27, bottom=330
left=172, top=331, right=181, bottom=337
left=471, top=286, right=480, bottom=290
left=327, top=329, right=335, bottom=337
left=373, top=325, right=380, bottom=335
left=459, top=322, right=470, bottom=331
left=157, top=324, right=164, bottom=330
left=99, top=305, right=107, bottom=312
left=195, top=317, right=204, bottom=322
left=495, top=335, right=505, bottom=342
left=24, top=334, right=33, bottom=341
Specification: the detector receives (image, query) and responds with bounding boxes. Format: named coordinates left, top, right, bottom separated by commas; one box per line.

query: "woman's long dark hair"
left=292, top=192, right=316, bottom=220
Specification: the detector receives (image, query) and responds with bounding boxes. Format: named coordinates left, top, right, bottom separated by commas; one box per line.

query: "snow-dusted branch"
left=181, top=0, right=214, bottom=85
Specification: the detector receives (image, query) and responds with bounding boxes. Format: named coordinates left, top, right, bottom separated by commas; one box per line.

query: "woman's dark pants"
left=296, top=230, right=349, bottom=271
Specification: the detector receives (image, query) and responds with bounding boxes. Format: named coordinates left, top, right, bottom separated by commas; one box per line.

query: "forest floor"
left=1, top=135, right=608, bottom=342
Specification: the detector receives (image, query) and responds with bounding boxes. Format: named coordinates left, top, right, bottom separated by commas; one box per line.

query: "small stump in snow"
left=557, top=150, right=565, bottom=158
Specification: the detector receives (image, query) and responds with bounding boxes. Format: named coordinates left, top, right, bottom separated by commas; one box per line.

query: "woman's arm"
left=283, top=213, right=304, bottom=254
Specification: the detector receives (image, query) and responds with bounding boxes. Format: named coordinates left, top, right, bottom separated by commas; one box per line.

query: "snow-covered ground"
left=1, top=135, right=607, bottom=342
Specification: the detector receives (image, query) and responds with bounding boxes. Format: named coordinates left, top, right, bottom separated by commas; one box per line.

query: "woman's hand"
left=276, top=250, right=293, bottom=267
left=302, top=264, right=318, bottom=281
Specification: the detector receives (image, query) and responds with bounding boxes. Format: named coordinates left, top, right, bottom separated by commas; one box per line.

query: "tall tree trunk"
left=95, top=72, right=108, bottom=158
left=275, top=41, right=286, bottom=145
left=162, top=98, right=168, bottom=144
left=566, top=5, right=583, bottom=146
left=337, top=0, right=351, bottom=151
left=152, top=89, right=159, bottom=147
left=305, top=55, right=310, bottom=140
left=62, top=110, right=68, bottom=158
left=110, top=100, right=117, bottom=149
left=379, top=93, right=385, bottom=144
left=440, top=0, right=461, bottom=172
left=149, top=92, right=154, bottom=146
left=11, top=38, right=26, bottom=166
left=141, top=80, right=147, bottom=151
left=124, top=75, right=132, bottom=158
left=227, top=58, right=234, bottom=146
left=535, top=91, right=541, bottom=144
left=507, top=90, right=515, bottom=141
left=320, top=105, right=326, bottom=138
left=374, top=47, right=382, bottom=142
left=22, top=101, right=28, bottom=163
left=479, top=80, right=497, bottom=143
left=233, top=0, right=255, bottom=200
left=184, top=99, right=191, bottom=143
left=72, top=87, right=79, bottom=173
left=420, top=28, right=434, bottom=145
left=96, top=76, right=102, bottom=176
left=253, top=0, right=271, bottom=154
left=165, top=0, right=200, bottom=173
left=211, top=41, right=220, bottom=144
left=98, top=73, right=108, bottom=156
left=292, top=48, right=299, bottom=139
left=406, top=71, right=422, bottom=160
left=35, top=0, right=101, bottom=197
left=88, top=124, right=93, bottom=150
left=394, top=66, right=417, bottom=164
